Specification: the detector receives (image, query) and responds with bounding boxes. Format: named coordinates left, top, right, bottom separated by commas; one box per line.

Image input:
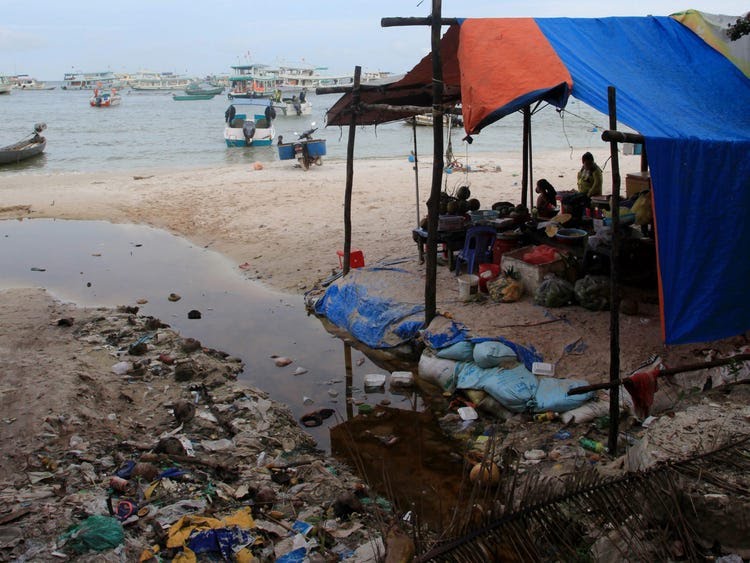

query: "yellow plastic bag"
left=631, top=191, right=653, bottom=226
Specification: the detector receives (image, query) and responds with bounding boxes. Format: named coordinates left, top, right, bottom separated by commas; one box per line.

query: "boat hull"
left=0, top=138, right=46, bottom=165
left=224, top=114, right=275, bottom=147
left=173, top=94, right=215, bottom=101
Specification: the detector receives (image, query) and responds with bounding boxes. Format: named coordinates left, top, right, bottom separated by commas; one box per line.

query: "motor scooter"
left=277, top=122, right=327, bottom=170
left=292, top=126, right=321, bottom=170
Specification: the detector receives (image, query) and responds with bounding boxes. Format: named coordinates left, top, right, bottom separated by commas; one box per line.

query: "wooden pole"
left=381, top=16, right=458, bottom=27
left=607, top=86, right=622, bottom=456
left=412, top=118, right=421, bottom=227
left=424, top=0, right=444, bottom=327
left=521, top=106, right=530, bottom=207
left=344, top=343, right=354, bottom=420
left=528, top=112, right=534, bottom=209
left=567, top=353, right=750, bottom=395
left=343, top=66, right=362, bottom=275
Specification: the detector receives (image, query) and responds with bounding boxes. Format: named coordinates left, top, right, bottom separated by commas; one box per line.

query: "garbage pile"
left=0, top=305, right=389, bottom=561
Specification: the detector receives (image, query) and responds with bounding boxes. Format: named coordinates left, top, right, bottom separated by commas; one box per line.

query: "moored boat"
left=0, top=123, right=47, bottom=165
left=223, top=103, right=275, bottom=147
left=0, top=76, right=12, bottom=95
left=227, top=64, right=275, bottom=99
left=90, top=88, right=122, bottom=107
left=12, top=75, right=55, bottom=90
left=173, top=93, right=215, bottom=101
left=184, top=81, right=224, bottom=96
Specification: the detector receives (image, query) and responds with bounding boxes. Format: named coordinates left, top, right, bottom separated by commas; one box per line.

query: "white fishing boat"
left=62, top=71, right=116, bottom=90
left=0, top=76, right=13, bottom=95
left=129, top=70, right=192, bottom=92
left=227, top=64, right=276, bottom=99
left=12, top=75, right=55, bottom=90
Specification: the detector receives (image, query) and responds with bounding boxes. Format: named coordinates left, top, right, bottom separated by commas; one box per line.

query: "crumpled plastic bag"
left=534, top=275, right=575, bottom=308
left=59, top=515, right=124, bottom=553
left=574, top=275, right=611, bottom=311
left=631, top=190, right=653, bottom=226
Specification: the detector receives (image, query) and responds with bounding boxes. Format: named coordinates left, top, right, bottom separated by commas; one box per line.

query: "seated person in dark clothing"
left=535, top=178, right=558, bottom=219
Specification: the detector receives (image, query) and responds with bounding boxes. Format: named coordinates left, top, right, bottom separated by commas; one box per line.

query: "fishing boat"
left=62, top=70, right=116, bottom=90
left=0, top=123, right=47, bottom=165
left=223, top=103, right=275, bottom=147
left=89, top=88, right=122, bottom=107
left=184, top=81, right=224, bottom=96
left=227, top=64, right=275, bottom=99
left=404, top=113, right=463, bottom=127
left=273, top=96, right=312, bottom=116
left=130, top=70, right=192, bottom=92
left=12, top=75, right=55, bottom=90
left=0, top=76, right=12, bottom=95
left=173, top=93, right=215, bottom=101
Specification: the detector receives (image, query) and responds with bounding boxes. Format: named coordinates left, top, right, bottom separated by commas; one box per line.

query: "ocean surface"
left=1, top=85, right=615, bottom=174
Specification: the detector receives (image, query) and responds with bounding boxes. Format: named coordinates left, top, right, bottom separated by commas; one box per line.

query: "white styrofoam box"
left=390, top=371, right=414, bottom=388
left=532, top=362, right=555, bottom=376
left=363, top=373, right=386, bottom=388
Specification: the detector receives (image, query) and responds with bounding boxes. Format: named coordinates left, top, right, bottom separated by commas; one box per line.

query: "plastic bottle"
left=533, top=411, right=558, bottom=422
left=578, top=437, right=607, bottom=453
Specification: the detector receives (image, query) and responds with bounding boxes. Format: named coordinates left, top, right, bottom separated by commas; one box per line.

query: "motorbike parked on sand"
left=276, top=123, right=326, bottom=171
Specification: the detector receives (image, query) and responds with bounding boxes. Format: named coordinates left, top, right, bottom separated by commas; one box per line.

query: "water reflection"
left=0, top=218, right=424, bottom=451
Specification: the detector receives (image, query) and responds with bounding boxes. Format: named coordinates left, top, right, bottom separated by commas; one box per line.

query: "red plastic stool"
left=337, top=249, right=365, bottom=269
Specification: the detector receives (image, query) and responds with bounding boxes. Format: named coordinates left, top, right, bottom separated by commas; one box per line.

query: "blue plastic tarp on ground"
left=533, top=16, right=750, bottom=343
left=313, top=267, right=429, bottom=349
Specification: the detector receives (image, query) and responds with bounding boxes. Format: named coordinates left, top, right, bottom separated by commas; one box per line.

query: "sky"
left=1, top=1, right=747, bottom=80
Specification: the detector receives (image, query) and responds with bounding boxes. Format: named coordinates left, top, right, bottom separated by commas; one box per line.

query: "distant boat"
left=404, top=113, right=463, bottom=128
left=130, top=70, right=192, bottom=92
left=0, top=76, right=12, bottom=95
left=90, top=88, right=121, bottom=107
left=227, top=64, right=275, bottom=99
left=12, top=75, right=55, bottom=90
left=62, top=70, right=116, bottom=90
left=173, top=93, right=215, bottom=101
left=184, top=81, right=224, bottom=96
left=0, top=123, right=47, bottom=165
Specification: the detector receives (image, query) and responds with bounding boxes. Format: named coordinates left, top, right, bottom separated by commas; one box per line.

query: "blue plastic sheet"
left=313, top=267, right=429, bottom=348
left=187, top=527, right=256, bottom=559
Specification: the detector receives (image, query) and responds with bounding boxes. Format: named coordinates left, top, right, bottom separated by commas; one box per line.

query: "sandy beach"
left=3, top=148, right=746, bottom=377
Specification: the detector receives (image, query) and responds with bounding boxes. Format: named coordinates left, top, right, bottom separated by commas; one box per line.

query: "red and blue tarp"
left=327, top=14, right=750, bottom=345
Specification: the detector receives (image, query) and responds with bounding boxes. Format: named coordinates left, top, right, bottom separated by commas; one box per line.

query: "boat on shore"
left=90, top=88, right=121, bottom=107
left=173, top=93, right=215, bottom=101
left=0, top=123, right=47, bottom=165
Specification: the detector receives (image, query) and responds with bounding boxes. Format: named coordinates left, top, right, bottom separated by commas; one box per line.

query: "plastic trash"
left=390, top=371, right=414, bottom=387
left=579, top=437, right=607, bottom=453
left=58, top=515, right=124, bottom=553
left=363, top=373, right=386, bottom=388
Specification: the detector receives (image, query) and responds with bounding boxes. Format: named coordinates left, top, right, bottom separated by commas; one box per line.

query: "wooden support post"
left=424, top=0, right=444, bottom=327
left=412, top=118, right=421, bottom=227
left=607, top=86, right=622, bottom=456
left=381, top=16, right=458, bottom=27
left=343, top=66, right=362, bottom=275
left=521, top=106, right=530, bottom=208
left=528, top=112, right=534, bottom=209
left=344, top=342, right=354, bottom=420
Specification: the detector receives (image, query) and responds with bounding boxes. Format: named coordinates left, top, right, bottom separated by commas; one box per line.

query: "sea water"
left=1, top=86, right=613, bottom=174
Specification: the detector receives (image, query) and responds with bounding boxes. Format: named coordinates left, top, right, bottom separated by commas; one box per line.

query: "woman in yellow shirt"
left=577, top=152, right=603, bottom=197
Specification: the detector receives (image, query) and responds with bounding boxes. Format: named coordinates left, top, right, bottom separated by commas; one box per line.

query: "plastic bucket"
left=457, top=274, right=479, bottom=301
left=478, top=263, right=500, bottom=293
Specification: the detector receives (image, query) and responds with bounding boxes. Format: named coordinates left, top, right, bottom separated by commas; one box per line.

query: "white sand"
left=1, top=150, right=743, bottom=385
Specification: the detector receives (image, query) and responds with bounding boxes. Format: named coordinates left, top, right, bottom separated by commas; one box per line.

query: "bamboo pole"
left=342, top=67, right=362, bottom=275
left=381, top=16, right=458, bottom=27
left=567, top=354, right=750, bottom=395
left=424, top=0, right=444, bottom=327
left=607, top=86, right=622, bottom=456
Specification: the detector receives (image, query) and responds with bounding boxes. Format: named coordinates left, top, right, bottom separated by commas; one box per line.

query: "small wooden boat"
left=0, top=123, right=47, bottom=165
left=184, top=82, right=224, bottom=96
left=173, top=93, right=215, bottom=101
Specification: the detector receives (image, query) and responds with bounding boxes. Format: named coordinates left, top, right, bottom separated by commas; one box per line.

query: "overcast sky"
left=1, top=1, right=747, bottom=80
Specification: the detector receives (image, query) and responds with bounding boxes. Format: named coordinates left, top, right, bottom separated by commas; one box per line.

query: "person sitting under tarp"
left=577, top=151, right=603, bottom=197
left=535, top=178, right=558, bottom=219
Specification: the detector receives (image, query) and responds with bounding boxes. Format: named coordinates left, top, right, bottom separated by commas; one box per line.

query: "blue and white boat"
left=223, top=102, right=275, bottom=147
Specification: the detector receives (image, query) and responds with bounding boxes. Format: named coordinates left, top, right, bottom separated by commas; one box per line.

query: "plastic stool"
left=337, top=249, right=365, bottom=269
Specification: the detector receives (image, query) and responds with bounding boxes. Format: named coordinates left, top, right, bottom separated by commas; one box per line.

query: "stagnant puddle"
left=0, top=218, right=475, bottom=528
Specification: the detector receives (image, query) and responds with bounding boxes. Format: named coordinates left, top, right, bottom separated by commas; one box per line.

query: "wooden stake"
left=607, top=86, right=622, bottom=456
left=343, top=66, right=362, bottom=275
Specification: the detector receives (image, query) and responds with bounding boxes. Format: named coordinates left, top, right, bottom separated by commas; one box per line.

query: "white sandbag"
left=418, top=353, right=458, bottom=392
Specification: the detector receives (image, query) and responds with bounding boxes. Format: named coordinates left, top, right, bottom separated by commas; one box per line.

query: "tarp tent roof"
left=327, top=15, right=750, bottom=345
